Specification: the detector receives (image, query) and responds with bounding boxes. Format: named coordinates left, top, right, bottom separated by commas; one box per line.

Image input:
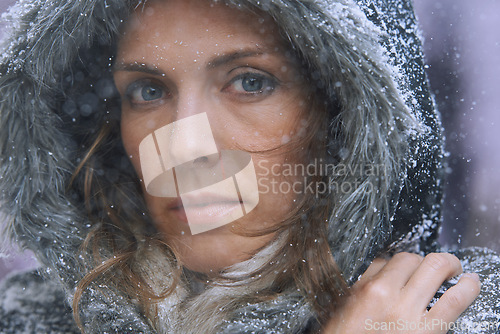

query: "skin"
left=114, top=0, right=480, bottom=331
left=114, top=0, right=308, bottom=273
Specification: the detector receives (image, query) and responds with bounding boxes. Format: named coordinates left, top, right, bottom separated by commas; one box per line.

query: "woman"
left=0, top=0, right=498, bottom=333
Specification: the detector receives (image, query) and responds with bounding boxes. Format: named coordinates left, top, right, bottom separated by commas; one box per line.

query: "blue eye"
left=126, top=80, right=165, bottom=103
left=141, top=85, right=163, bottom=101
left=229, top=73, right=276, bottom=94
left=241, top=76, right=264, bottom=92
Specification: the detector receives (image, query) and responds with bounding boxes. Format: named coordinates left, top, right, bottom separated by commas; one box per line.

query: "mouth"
left=167, top=195, right=243, bottom=226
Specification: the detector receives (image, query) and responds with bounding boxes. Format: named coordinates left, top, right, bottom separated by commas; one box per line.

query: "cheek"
left=254, top=155, right=302, bottom=200
left=225, top=111, right=305, bottom=152
left=255, top=98, right=307, bottom=140
left=143, top=194, right=164, bottom=218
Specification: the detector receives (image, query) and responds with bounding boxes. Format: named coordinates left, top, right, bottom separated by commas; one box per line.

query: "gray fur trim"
left=0, top=270, right=79, bottom=333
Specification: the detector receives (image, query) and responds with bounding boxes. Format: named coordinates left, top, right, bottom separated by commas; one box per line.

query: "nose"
left=155, top=92, right=219, bottom=170
left=138, top=87, right=223, bottom=197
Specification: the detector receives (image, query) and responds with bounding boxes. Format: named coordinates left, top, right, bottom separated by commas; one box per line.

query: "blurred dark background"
left=1, top=0, right=500, bottom=281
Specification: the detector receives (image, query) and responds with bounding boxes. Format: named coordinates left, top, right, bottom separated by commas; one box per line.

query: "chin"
left=161, top=224, right=264, bottom=273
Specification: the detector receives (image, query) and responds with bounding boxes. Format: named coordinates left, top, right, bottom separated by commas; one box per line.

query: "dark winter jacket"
left=1, top=0, right=500, bottom=333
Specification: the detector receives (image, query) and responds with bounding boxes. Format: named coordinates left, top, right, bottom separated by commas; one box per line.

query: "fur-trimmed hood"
left=2, top=0, right=489, bottom=333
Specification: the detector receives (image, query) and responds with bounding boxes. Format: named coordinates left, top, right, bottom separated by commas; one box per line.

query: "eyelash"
left=123, top=71, right=279, bottom=106
left=222, top=72, right=278, bottom=96
left=124, top=79, right=167, bottom=106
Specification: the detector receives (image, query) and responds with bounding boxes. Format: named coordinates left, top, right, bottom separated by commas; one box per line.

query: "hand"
left=322, top=252, right=481, bottom=333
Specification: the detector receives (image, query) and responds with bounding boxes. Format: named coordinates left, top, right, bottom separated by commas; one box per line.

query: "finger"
left=354, top=253, right=423, bottom=293
left=403, top=253, right=463, bottom=311
left=378, top=252, right=424, bottom=285
left=355, top=257, right=387, bottom=287
left=366, top=252, right=424, bottom=288
left=426, top=273, right=481, bottom=326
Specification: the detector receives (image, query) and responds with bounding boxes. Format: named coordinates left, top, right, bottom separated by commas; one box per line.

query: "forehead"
left=117, top=0, right=285, bottom=60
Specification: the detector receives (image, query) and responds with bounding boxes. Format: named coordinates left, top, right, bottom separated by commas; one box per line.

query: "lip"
left=167, top=193, right=243, bottom=225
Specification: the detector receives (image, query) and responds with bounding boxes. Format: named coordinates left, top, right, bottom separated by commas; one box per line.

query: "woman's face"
left=114, top=0, right=310, bottom=273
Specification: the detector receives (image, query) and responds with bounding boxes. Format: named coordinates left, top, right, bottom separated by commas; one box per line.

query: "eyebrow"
left=113, top=50, right=268, bottom=75
left=113, top=62, right=165, bottom=76
left=206, top=50, right=265, bottom=69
